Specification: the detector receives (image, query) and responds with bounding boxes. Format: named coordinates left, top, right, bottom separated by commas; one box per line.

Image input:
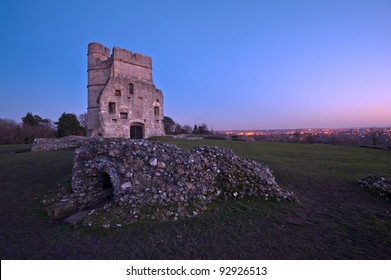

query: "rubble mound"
left=32, top=136, right=88, bottom=152
left=45, top=138, right=296, bottom=227
left=358, top=175, right=391, bottom=200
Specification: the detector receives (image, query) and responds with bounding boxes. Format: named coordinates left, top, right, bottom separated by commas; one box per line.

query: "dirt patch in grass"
left=0, top=140, right=390, bottom=259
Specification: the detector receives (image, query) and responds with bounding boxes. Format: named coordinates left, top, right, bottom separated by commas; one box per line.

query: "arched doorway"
left=101, top=172, right=113, bottom=190
left=130, top=124, right=144, bottom=139
left=99, top=172, right=114, bottom=199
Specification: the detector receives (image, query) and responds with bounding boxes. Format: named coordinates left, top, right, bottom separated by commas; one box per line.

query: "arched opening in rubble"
left=100, top=172, right=114, bottom=198
left=102, top=172, right=113, bottom=189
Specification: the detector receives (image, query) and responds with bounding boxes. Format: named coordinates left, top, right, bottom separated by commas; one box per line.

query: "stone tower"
left=87, top=42, right=165, bottom=139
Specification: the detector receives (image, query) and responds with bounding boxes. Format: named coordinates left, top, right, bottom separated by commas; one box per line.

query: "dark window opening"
left=112, top=119, right=117, bottom=122
left=115, top=90, right=121, bottom=96
left=120, top=113, right=128, bottom=119
left=108, top=102, right=116, bottom=114
left=154, top=106, right=160, bottom=116
left=130, top=124, right=144, bottom=139
left=129, top=83, right=134, bottom=95
left=156, top=99, right=160, bottom=103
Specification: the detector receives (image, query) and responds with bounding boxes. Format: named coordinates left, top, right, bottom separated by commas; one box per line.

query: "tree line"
left=0, top=112, right=86, bottom=144
left=162, top=116, right=211, bottom=135
left=0, top=113, right=213, bottom=144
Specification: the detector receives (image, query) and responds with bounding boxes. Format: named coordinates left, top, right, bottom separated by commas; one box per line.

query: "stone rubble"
left=32, top=136, right=88, bottom=152
left=44, top=138, right=297, bottom=228
left=358, top=175, right=391, bottom=200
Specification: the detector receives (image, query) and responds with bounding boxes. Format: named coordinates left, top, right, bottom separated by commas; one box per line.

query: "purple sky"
left=0, top=0, right=390, bottom=130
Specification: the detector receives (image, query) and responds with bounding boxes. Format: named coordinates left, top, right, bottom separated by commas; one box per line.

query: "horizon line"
left=218, top=126, right=391, bottom=132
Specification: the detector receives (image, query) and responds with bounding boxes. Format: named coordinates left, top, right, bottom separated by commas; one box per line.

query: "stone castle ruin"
left=37, top=43, right=297, bottom=228
left=87, top=42, right=165, bottom=139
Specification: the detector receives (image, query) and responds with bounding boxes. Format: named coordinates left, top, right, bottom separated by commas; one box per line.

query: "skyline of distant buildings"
left=222, top=127, right=391, bottom=148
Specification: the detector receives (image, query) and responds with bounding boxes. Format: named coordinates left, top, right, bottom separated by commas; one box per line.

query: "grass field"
left=0, top=139, right=390, bottom=259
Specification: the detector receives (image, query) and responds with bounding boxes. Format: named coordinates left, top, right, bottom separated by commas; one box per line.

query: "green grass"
left=155, top=138, right=391, bottom=191
left=1, top=139, right=390, bottom=259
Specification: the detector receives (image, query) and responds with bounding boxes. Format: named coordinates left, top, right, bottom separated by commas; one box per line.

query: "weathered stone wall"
left=98, top=77, right=164, bottom=138
left=45, top=138, right=297, bottom=227
left=31, top=136, right=88, bottom=152
left=87, top=42, right=165, bottom=139
left=87, top=43, right=111, bottom=133
left=112, top=46, right=152, bottom=82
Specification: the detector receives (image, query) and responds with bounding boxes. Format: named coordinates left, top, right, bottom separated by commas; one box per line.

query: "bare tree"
left=0, top=118, right=55, bottom=144
left=78, top=113, right=88, bottom=129
left=0, top=119, right=22, bottom=144
left=369, top=128, right=384, bottom=147
left=182, top=124, right=192, bottom=134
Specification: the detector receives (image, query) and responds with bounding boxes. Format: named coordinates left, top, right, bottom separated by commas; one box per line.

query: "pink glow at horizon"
left=0, top=0, right=390, bottom=130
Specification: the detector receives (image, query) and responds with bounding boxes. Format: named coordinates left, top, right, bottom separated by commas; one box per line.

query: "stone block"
left=46, top=201, right=78, bottom=219
left=64, top=210, right=91, bottom=228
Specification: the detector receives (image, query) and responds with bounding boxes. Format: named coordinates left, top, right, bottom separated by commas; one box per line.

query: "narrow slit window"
left=120, top=113, right=128, bottom=119
left=154, top=106, right=160, bottom=116
left=129, top=83, right=134, bottom=95
left=115, top=90, right=121, bottom=96
left=108, top=102, right=116, bottom=114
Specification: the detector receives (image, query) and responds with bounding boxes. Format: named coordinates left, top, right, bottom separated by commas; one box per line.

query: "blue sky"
left=0, top=0, right=390, bottom=130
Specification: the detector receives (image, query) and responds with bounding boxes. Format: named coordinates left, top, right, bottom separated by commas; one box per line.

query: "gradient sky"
left=0, top=0, right=390, bottom=130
